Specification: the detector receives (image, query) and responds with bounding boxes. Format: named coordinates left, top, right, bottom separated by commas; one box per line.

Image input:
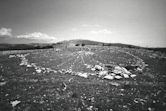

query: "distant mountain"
left=56, top=39, right=142, bottom=48
left=0, top=39, right=166, bottom=53
left=56, top=39, right=103, bottom=46
left=55, top=39, right=166, bottom=53
left=0, top=43, right=54, bottom=51
left=0, top=36, right=53, bottom=44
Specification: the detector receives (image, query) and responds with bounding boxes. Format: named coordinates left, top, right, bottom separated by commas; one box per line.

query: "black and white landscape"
left=0, top=0, right=166, bottom=111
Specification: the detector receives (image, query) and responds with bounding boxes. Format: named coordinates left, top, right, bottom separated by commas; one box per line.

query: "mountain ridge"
left=0, top=39, right=166, bottom=53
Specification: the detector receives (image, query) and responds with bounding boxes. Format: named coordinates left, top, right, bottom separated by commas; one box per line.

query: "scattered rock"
left=0, top=81, right=7, bottom=86
left=99, top=71, right=108, bottom=77
left=87, top=106, right=93, bottom=111
left=113, top=66, right=131, bottom=75
left=110, top=73, right=116, bottom=76
left=114, top=75, right=123, bottom=79
left=77, top=72, right=88, bottom=78
left=123, top=74, right=130, bottom=78
left=10, top=100, right=21, bottom=107
left=93, top=65, right=104, bottom=71
left=62, top=82, right=67, bottom=91
left=36, top=68, right=42, bottom=73
left=104, top=75, right=114, bottom=80
left=9, top=55, right=16, bottom=58
left=130, top=74, right=137, bottom=78
left=148, top=107, right=155, bottom=111
left=91, top=68, right=96, bottom=71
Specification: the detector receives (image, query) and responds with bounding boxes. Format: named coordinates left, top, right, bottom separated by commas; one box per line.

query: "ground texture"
left=0, top=46, right=166, bottom=111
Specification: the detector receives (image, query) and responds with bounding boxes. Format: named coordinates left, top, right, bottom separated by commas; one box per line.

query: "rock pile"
left=91, top=64, right=137, bottom=80
left=9, top=54, right=57, bottom=74
left=8, top=54, right=137, bottom=80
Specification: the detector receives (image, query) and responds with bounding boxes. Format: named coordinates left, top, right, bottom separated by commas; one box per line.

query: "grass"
left=0, top=45, right=166, bottom=111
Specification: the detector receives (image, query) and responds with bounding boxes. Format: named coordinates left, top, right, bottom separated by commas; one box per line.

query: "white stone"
left=113, top=66, right=131, bottom=75
left=77, top=72, right=88, bottom=78
left=123, top=73, right=130, bottom=78
left=94, top=65, right=104, bottom=71
left=137, top=67, right=142, bottom=71
left=27, top=64, right=32, bottom=67
left=9, top=55, right=15, bottom=58
left=36, top=69, right=42, bottom=73
left=114, top=75, right=123, bottom=79
left=110, top=73, right=116, bottom=76
left=91, top=68, right=96, bottom=71
left=104, top=75, right=114, bottom=80
left=87, top=106, right=93, bottom=111
left=122, top=67, right=131, bottom=74
left=130, top=74, right=137, bottom=78
left=113, top=66, right=123, bottom=74
left=10, top=100, right=21, bottom=107
left=0, top=81, right=7, bottom=86
left=99, top=71, right=108, bottom=76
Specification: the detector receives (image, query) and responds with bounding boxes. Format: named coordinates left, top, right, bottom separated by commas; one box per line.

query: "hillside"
left=0, top=41, right=166, bottom=111
left=0, top=39, right=166, bottom=53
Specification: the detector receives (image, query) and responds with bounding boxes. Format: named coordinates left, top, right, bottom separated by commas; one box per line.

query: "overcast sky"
left=0, top=0, right=166, bottom=47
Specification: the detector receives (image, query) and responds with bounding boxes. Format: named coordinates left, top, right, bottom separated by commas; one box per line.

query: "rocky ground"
left=0, top=46, right=166, bottom=111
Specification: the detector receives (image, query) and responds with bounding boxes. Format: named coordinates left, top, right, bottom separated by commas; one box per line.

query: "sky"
left=0, top=0, right=166, bottom=47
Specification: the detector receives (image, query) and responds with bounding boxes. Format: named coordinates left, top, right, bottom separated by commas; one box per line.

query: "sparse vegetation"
left=0, top=40, right=166, bottom=111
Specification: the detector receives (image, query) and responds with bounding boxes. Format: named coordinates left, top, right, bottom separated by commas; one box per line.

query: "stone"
left=113, top=66, right=122, bottom=74
left=10, top=100, right=21, bottom=107
left=110, top=73, right=116, bottom=76
left=0, top=81, right=7, bottom=86
left=99, top=71, right=108, bottom=77
left=114, top=75, right=123, bottom=79
left=104, top=75, right=114, bottom=80
left=94, top=65, right=104, bottom=71
left=113, top=66, right=131, bottom=75
left=122, top=67, right=131, bottom=74
left=77, top=72, right=88, bottom=78
left=130, top=74, right=137, bottom=78
left=123, top=73, right=130, bottom=78
left=36, top=69, right=42, bottom=73
left=91, top=68, right=96, bottom=71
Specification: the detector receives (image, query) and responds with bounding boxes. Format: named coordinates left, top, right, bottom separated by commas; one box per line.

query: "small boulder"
left=0, top=81, right=7, bottom=86
left=104, top=75, right=114, bottom=80
left=99, top=71, right=108, bottom=77
left=10, top=100, right=21, bottom=107
left=122, top=73, right=130, bottom=78
left=36, top=68, right=42, bottom=73
left=92, top=65, right=104, bottom=71
left=130, top=74, right=137, bottom=78
left=77, top=72, right=88, bottom=78
left=114, top=75, right=123, bottom=79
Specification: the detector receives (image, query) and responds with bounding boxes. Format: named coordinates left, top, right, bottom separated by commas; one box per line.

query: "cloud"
left=0, top=28, right=12, bottom=37
left=90, top=29, right=112, bottom=34
left=17, top=32, right=57, bottom=41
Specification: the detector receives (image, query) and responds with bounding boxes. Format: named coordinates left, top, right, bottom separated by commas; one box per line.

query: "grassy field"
left=0, top=45, right=166, bottom=111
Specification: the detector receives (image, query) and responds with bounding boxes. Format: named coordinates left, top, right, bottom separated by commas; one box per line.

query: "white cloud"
left=90, top=29, right=112, bottom=34
left=17, top=32, right=57, bottom=41
left=0, top=28, right=12, bottom=37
